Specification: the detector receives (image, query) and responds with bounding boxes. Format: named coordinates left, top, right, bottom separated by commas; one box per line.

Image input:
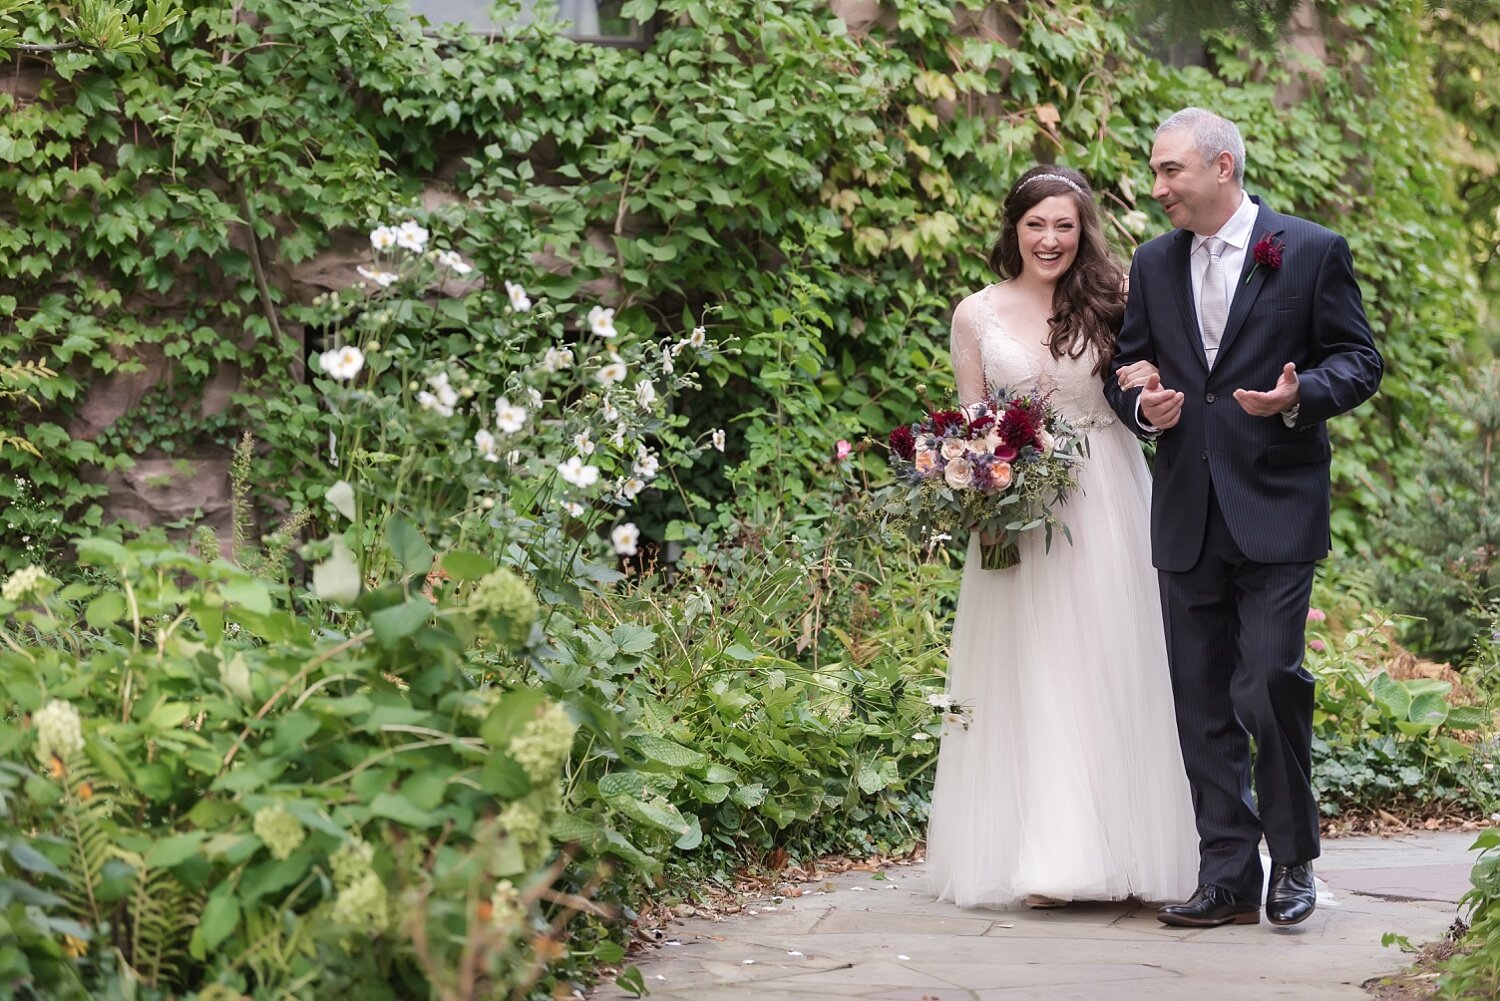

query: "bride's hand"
left=1117, top=360, right=1159, bottom=390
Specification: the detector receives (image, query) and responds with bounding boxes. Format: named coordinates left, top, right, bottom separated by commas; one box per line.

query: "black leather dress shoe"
left=1266, top=862, right=1316, bottom=926
left=1157, top=884, right=1260, bottom=927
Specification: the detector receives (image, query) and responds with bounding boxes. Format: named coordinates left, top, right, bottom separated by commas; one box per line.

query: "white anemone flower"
left=688, top=325, right=706, bottom=349
left=369, top=225, right=398, bottom=252
left=587, top=306, right=618, bottom=338
left=573, top=430, right=595, bottom=456
left=436, top=249, right=473, bottom=275
left=711, top=428, right=726, bottom=452
left=419, top=372, right=458, bottom=417
left=557, top=456, right=600, bottom=488
left=395, top=219, right=429, bottom=253
left=619, top=476, right=647, bottom=500
left=560, top=500, right=585, bottom=518
left=542, top=347, right=573, bottom=372
left=611, top=522, right=641, bottom=557
left=474, top=428, right=501, bottom=462
left=633, top=446, right=660, bottom=480
left=596, top=359, right=627, bottom=386
left=356, top=265, right=397, bottom=288
left=661, top=344, right=675, bottom=374
left=494, top=399, right=528, bottom=434
left=319, top=345, right=365, bottom=381
left=634, top=380, right=657, bottom=409
left=601, top=399, right=619, bottom=422
left=505, top=281, right=532, bottom=312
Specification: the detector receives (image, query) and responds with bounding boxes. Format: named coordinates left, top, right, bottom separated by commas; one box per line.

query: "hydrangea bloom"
left=469, top=569, right=538, bottom=647
left=508, top=701, right=576, bottom=782
left=253, top=804, right=307, bottom=861
left=3, top=565, right=50, bottom=603
left=33, top=699, right=84, bottom=763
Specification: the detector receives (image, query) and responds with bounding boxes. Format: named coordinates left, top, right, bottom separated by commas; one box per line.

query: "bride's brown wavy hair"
left=989, top=165, right=1126, bottom=375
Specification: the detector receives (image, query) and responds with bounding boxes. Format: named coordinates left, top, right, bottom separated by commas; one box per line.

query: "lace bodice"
left=949, top=285, right=1115, bottom=427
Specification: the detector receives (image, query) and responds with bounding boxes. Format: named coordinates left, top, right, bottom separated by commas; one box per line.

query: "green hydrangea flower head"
left=509, top=701, right=576, bottom=783
left=469, top=568, right=538, bottom=648
left=253, top=804, right=307, bottom=861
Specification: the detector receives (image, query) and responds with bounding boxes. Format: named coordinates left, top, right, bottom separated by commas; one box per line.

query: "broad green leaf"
left=190, top=888, right=240, bottom=958
left=480, top=690, right=547, bottom=748
left=611, top=792, right=690, bottom=835
left=387, top=515, right=433, bottom=575
left=1370, top=672, right=1411, bottom=720
left=221, top=577, right=271, bottom=615
left=368, top=791, right=437, bottom=828
left=1446, top=705, right=1493, bottom=730
left=731, top=783, right=766, bottom=808
left=674, top=816, right=703, bottom=850
left=597, top=771, right=649, bottom=800
left=1407, top=692, right=1449, bottom=728
left=85, top=591, right=126, bottom=629
left=6, top=837, right=62, bottom=877
left=369, top=597, right=433, bottom=647
left=144, top=831, right=208, bottom=869
left=440, top=550, right=494, bottom=581
left=634, top=735, right=706, bottom=770
left=612, top=622, right=656, bottom=655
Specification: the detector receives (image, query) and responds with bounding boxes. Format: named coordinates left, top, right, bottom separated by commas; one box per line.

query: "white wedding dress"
left=926, top=284, right=1199, bottom=909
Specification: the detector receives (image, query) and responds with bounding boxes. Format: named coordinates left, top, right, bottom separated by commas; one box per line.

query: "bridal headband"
left=1017, top=172, right=1087, bottom=198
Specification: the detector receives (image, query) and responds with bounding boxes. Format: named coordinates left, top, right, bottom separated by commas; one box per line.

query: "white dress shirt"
left=1191, top=191, right=1258, bottom=368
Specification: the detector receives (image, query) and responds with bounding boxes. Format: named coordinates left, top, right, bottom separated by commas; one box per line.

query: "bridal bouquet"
left=875, top=390, right=1087, bottom=569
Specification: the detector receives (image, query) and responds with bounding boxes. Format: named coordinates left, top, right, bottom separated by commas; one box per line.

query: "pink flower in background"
left=836, top=440, right=852, bottom=461
left=1309, top=640, right=1326, bottom=652
left=1307, top=608, right=1327, bottom=623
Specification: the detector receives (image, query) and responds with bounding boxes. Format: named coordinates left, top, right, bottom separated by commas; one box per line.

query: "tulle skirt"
left=926, top=421, right=1199, bottom=909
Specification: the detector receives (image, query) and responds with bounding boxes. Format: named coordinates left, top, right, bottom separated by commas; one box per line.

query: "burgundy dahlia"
left=888, top=424, right=916, bottom=460
left=1252, top=232, right=1285, bottom=270
left=998, top=403, right=1042, bottom=449
left=930, top=409, right=967, bottom=436
left=967, top=414, right=996, bottom=437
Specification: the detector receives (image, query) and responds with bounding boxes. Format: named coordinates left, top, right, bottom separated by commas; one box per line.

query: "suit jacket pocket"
left=1249, top=294, right=1302, bottom=316
left=1265, top=440, right=1331, bottom=468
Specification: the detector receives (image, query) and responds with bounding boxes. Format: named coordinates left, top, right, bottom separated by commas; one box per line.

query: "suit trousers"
left=1158, top=486, right=1322, bottom=902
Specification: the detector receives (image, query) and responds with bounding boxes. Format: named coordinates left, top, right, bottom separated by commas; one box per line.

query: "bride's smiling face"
left=1017, top=195, right=1080, bottom=282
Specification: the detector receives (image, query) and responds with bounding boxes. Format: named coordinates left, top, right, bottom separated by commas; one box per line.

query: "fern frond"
left=126, top=863, right=199, bottom=988
left=57, top=757, right=123, bottom=931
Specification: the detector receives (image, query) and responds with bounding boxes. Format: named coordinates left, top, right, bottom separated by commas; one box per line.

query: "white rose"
left=944, top=458, right=974, bottom=489
left=1035, top=428, right=1056, bottom=455
left=940, top=438, right=968, bottom=462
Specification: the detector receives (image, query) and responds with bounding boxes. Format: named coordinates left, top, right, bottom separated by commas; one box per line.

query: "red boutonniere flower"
left=1245, top=232, right=1285, bottom=285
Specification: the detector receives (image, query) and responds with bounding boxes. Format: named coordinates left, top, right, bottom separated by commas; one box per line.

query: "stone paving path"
left=590, top=831, right=1479, bottom=1001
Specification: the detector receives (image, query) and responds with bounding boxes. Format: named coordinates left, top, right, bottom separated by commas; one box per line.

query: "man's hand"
left=1117, top=359, right=1159, bottom=390
left=1234, top=362, right=1300, bottom=417
left=1140, top=373, right=1184, bottom=430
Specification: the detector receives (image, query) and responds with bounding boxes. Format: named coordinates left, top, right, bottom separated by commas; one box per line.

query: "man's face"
left=1149, top=129, right=1232, bottom=235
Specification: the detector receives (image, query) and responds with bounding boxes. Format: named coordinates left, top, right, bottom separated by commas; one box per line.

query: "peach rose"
left=992, top=461, right=1014, bottom=490
left=940, top=438, right=968, bottom=462
left=914, top=447, right=939, bottom=475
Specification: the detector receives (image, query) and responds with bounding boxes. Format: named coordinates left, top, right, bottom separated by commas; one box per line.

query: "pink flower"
left=1309, top=639, right=1326, bottom=652
left=914, top=447, right=939, bottom=476
left=1306, top=608, right=1327, bottom=623
left=836, top=440, right=852, bottom=461
left=991, top=461, right=1014, bottom=491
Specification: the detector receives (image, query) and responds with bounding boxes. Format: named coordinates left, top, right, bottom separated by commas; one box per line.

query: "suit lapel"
left=1213, top=203, right=1284, bottom=367
left=1167, top=229, right=1208, bottom=372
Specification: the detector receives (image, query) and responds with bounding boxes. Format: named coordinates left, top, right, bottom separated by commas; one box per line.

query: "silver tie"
left=1200, top=236, right=1228, bottom=367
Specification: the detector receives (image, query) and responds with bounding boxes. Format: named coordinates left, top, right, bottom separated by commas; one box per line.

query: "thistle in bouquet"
left=881, top=386, right=1087, bottom=570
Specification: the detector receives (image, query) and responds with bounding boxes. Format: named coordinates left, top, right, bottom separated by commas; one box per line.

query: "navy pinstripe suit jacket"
left=1105, top=199, right=1384, bottom=572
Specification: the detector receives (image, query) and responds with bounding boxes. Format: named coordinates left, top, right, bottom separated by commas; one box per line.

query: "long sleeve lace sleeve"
left=949, top=298, right=986, bottom=408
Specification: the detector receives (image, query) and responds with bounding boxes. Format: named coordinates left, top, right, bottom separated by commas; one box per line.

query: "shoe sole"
left=1157, top=911, right=1261, bottom=927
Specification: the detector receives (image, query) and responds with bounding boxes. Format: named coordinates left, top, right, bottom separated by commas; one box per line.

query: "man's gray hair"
left=1156, top=108, right=1245, bottom=184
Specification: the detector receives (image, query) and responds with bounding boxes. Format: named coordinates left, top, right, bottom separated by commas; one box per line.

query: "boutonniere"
left=1245, top=232, right=1285, bottom=285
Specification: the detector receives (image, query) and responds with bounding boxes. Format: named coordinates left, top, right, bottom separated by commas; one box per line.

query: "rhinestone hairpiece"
left=1017, top=173, right=1087, bottom=198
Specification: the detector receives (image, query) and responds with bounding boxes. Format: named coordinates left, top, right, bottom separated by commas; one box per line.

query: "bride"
left=926, top=165, right=1198, bottom=909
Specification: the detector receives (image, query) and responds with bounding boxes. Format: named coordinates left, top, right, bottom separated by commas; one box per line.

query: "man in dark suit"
left=1104, top=108, right=1383, bottom=928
